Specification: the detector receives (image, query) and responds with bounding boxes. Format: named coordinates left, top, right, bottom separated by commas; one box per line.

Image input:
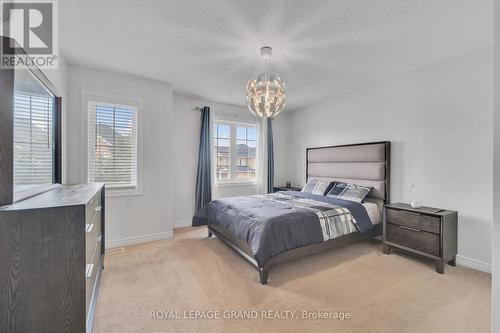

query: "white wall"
left=272, top=113, right=290, bottom=187
left=492, top=0, right=500, bottom=330
left=276, top=49, right=493, bottom=270
left=172, top=94, right=288, bottom=227
left=67, top=66, right=174, bottom=248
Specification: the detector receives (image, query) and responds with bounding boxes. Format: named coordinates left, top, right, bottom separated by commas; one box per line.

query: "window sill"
left=105, top=188, right=143, bottom=198
left=215, top=181, right=257, bottom=188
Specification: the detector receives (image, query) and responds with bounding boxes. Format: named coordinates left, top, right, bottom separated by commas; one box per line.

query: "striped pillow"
left=301, top=178, right=332, bottom=196
left=326, top=181, right=372, bottom=203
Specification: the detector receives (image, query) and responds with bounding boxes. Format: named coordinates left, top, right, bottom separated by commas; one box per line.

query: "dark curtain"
left=267, top=118, right=274, bottom=193
left=194, top=106, right=212, bottom=215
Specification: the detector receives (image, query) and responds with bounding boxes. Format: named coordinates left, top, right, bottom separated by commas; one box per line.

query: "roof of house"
left=235, top=165, right=255, bottom=172
left=97, top=123, right=123, bottom=144
left=215, top=143, right=256, bottom=157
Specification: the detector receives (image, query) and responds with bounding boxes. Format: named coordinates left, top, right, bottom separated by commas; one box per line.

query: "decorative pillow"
left=326, top=181, right=372, bottom=203
left=301, top=178, right=332, bottom=196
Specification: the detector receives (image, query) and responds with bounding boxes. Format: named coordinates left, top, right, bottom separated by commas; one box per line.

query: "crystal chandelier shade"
left=246, top=47, right=285, bottom=118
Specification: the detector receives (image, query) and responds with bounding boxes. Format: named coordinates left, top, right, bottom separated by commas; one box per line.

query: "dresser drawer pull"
left=86, top=223, right=94, bottom=233
left=85, top=263, right=94, bottom=278
left=400, top=225, right=421, bottom=232
left=95, top=206, right=102, bottom=212
left=89, top=212, right=97, bottom=225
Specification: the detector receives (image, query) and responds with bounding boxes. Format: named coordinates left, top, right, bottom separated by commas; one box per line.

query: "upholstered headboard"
left=306, top=141, right=391, bottom=203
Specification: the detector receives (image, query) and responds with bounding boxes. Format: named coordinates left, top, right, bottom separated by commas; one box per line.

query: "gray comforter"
left=192, top=191, right=373, bottom=267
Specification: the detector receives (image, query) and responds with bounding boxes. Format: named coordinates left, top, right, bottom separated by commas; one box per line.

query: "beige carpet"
left=93, top=227, right=491, bottom=333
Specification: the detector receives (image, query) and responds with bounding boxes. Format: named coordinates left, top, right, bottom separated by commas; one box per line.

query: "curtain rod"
left=192, top=106, right=252, bottom=119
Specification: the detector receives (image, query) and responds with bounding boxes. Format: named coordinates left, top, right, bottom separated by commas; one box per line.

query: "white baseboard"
left=105, top=231, right=173, bottom=250
left=172, top=219, right=192, bottom=229
left=456, top=255, right=492, bottom=273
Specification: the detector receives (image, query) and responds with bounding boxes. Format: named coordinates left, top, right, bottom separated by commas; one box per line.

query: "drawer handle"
left=400, top=225, right=421, bottom=232
left=86, top=223, right=94, bottom=233
left=85, top=263, right=94, bottom=278
left=95, top=206, right=102, bottom=212
left=89, top=212, right=97, bottom=225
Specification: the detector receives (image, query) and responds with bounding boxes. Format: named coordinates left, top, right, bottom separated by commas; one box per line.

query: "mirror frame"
left=0, top=36, right=62, bottom=205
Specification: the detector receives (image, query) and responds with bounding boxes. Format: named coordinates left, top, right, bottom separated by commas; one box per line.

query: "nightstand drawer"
left=386, top=223, right=440, bottom=256
left=386, top=209, right=440, bottom=234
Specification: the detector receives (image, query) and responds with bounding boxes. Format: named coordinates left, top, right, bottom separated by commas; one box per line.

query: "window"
left=213, top=121, right=257, bottom=183
left=13, top=68, right=57, bottom=194
left=87, top=99, right=139, bottom=193
left=214, top=124, right=230, bottom=180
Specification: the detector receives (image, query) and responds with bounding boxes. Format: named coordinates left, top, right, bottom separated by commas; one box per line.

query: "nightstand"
left=382, top=203, right=458, bottom=274
left=273, top=186, right=301, bottom=193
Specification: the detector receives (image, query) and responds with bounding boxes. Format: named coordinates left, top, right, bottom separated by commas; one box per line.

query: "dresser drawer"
left=386, top=209, right=440, bottom=234
left=85, top=236, right=102, bottom=314
left=86, top=190, right=101, bottom=224
left=386, top=223, right=440, bottom=256
left=85, top=209, right=101, bottom=264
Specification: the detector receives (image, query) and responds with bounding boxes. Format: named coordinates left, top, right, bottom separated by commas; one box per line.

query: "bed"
left=193, top=141, right=390, bottom=284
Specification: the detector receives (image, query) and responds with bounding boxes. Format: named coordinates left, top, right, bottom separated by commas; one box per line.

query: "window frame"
left=82, top=91, right=143, bottom=197
left=212, top=117, right=259, bottom=186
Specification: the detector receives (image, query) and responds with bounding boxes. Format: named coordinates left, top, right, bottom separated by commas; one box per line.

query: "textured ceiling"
left=60, top=0, right=492, bottom=110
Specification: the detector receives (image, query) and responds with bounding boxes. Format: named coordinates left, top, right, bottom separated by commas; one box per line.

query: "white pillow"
left=301, top=178, right=331, bottom=196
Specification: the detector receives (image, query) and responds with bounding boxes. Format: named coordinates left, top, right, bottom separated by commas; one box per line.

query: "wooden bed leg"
left=259, top=269, right=268, bottom=285
left=382, top=244, right=391, bottom=255
left=208, top=229, right=213, bottom=238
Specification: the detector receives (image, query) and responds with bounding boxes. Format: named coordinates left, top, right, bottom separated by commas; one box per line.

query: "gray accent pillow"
left=301, top=178, right=332, bottom=196
left=326, top=181, right=372, bottom=203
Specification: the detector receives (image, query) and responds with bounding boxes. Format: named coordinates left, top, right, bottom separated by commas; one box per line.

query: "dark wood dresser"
left=0, top=183, right=105, bottom=333
left=382, top=203, right=457, bottom=273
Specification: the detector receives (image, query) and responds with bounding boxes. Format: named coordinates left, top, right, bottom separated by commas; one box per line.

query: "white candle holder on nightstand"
left=409, top=182, right=422, bottom=209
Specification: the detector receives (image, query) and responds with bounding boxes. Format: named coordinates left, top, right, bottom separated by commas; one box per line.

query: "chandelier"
left=246, top=46, right=285, bottom=118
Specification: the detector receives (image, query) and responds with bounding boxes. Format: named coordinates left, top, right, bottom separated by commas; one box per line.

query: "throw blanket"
left=192, top=191, right=373, bottom=267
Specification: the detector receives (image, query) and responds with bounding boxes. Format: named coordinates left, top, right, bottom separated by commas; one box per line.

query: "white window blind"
left=13, top=92, right=55, bottom=188
left=87, top=100, right=138, bottom=190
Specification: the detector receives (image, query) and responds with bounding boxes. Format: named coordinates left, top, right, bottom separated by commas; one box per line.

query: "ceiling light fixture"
left=246, top=46, right=285, bottom=118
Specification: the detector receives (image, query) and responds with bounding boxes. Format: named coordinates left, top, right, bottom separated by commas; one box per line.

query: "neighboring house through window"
left=213, top=119, right=258, bottom=183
